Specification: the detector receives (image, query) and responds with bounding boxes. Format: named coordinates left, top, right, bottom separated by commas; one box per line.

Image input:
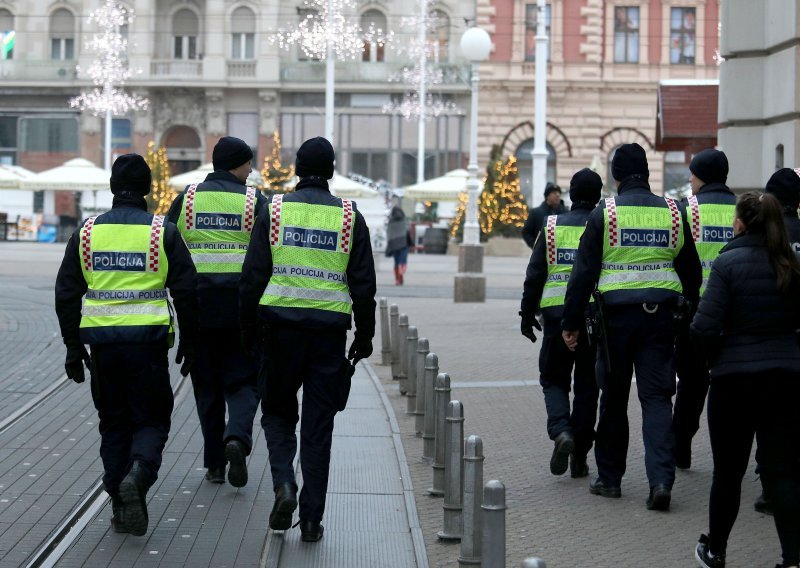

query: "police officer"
left=672, top=149, right=736, bottom=471
left=561, top=143, right=701, bottom=511
left=167, top=136, right=266, bottom=487
left=239, top=137, right=376, bottom=542
left=55, top=154, right=198, bottom=536
left=520, top=169, right=602, bottom=478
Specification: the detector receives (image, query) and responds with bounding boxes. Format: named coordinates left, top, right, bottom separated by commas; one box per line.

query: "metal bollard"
left=413, top=338, right=429, bottom=434
left=390, top=304, right=399, bottom=380
left=438, top=400, right=464, bottom=541
left=422, top=353, right=438, bottom=461
left=428, top=372, right=450, bottom=497
left=481, top=480, right=506, bottom=568
left=406, top=326, right=419, bottom=414
left=379, top=297, right=391, bottom=365
left=397, top=314, right=409, bottom=394
left=520, top=559, right=547, bottom=568
left=458, top=435, right=484, bottom=566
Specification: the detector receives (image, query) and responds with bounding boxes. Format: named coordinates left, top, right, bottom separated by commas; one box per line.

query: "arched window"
left=0, top=9, right=14, bottom=60
left=231, top=6, right=255, bottom=60
left=428, top=10, right=450, bottom=63
left=513, top=139, right=556, bottom=205
left=173, top=9, right=199, bottom=60
left=776, top=144, right=785, bottom=170
left=162, top=125, right=202, bottom=175
left=361, top=9, right=387, bottom=62
left=50, top=9, right=75, bottom=60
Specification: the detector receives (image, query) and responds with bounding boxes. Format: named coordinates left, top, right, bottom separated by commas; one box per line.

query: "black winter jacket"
left=522, top=200, right=567, bottom=248
left=239, top=178, right=377, bottom=338
left=166, top=171, right=267, bottom=329
left=784, top=211, right=800, bottom=253
left=690, top=232, right=800, bottom=378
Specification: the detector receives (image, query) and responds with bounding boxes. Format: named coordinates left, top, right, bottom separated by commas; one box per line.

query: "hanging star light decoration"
left=70, top=0, right=148, bottom=116
left=272, top=0, right=391, bottom=61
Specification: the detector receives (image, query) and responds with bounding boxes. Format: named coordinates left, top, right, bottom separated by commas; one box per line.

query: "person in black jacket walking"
left=166, top=136, right=266, bottom=487
left=691, top=192, right=800, bottom=568
left=520, top=169, right=602, bottom=478
left=765, top=168, right=800, bottom=251
left=522, top=183, right=566, bottom=248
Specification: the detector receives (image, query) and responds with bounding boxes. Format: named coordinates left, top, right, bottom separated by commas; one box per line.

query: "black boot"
left=110, top=493, right=128, bottom=533
left=646, top=484, right=671, bottom=511
left=225, top=439, right=248, bottom=488
left=550, top=431, right=574, bottom=476
left=204, top=466, right=226, bottom=484
left=569, top=454, right=589, bottom=478
left=300, top=520, right=324, bottom=542
left=119, top=461, right=150, bottom=536
left=269, top=482, right=298, bottom=530
left=754, top=492, right=774, bottom=516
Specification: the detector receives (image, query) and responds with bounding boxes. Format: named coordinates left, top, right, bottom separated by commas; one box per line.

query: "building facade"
left=0, top=0, right=720, bottom=211
left=718, top=0, right=800, bottom=193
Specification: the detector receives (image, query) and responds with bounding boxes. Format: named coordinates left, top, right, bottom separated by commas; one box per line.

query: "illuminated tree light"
left=260, top=131, right=295, bottom=194
left=145, top=141, right=173, bottom=215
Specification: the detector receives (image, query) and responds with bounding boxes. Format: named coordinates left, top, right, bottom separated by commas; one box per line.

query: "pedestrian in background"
left=672, top=149, right=736, bottom=471
left=385, top=197, right=411, bottom=285
left=691, top=191, right=800, bottom=568
left=765, top=167, right=800, bottom=251
left=520, top=168, right=602, bottom=479
left=561, top=143, right=701, bottom=511
left=55, top=154, right=199, bottom=536
left=522, top=182, right=566, bottom=248
left=240, top=136, right=377, bottom=543
left=167, top=136, right=266, bottom=487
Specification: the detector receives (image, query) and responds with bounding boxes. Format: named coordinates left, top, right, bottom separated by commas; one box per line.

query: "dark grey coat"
left=690, top=232, right=800, bottom=378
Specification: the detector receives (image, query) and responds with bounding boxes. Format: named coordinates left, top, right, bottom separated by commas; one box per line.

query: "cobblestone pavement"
left=371, top=253, right=779, bottom=568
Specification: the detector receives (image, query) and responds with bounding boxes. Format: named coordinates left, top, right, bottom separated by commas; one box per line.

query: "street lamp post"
left=455, top=26, right=492, bottom=303
left=531, top=0, right=549, bottom=203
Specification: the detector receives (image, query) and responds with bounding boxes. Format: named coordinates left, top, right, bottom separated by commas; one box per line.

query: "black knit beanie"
left=212, top=136, right=254, bottom=172
left=765, top=168, right=800, bottom=208
left=569, top=168, right=603, bottom=203
left=110, top=154, right=151, bottom=195
left=611, top=143, right=649, bottom=182
left=689, top=149, right=728, bottom=185
left=544, top=182, right=561, bottom=198
left=295, top=137, right=335, bottom=180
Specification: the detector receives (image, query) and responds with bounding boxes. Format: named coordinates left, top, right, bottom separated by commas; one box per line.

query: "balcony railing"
left=280, top=61, right=468, bottom=85
left=0, top=60, right=78, bottom=81
left=150, top=60, right=202, bottom=78
left=226, top=60, right=256, bottom=78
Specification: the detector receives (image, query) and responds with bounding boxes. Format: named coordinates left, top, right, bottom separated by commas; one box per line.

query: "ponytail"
left=736, top=192, right=800, bottom=292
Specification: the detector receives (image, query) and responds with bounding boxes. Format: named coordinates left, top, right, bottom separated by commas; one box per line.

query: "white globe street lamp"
left=454, top=26, right=492, bottom=303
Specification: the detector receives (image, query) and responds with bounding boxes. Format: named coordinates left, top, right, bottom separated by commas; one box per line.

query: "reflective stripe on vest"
left=687, top=195, right=735, bottom=295
left=260, top=197, right=353, bottom=317
left=179, top=183, right=256, bottom=275
left=79, top=215, right=171, bottom=343
left=598, top=197, right=684, bottom=295
left=540, top=215, right=584, bottom=311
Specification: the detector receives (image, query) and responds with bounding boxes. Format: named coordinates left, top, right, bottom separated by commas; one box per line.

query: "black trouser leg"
left=539, top=334, right=575, bottom=441
left=191, top=332, right=226, bottom=468
left=672, top=331, right=709, bottom=450
left=220, top=332, right=259, bottom=453
left=571, top=334, right=599, bottom=458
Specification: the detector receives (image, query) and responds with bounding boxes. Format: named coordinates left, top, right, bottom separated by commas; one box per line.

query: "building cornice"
left=722, top=37, right=800, bottom=60
left=719, top=112, right=800, bottom=129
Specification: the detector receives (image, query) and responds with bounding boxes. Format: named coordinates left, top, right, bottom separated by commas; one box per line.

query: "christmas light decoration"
left=144, top=141, right=173, bottom=215
left=70, top=0, right=148, bottom=171
left=260, top=131, right=295, bottom=194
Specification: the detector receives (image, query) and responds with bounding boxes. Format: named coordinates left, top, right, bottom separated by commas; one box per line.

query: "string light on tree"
left=69, top=0, right=148, bottom=172
left=144, top=141, right=173, bottom=215
left=260, top=131, right=295, bottom=194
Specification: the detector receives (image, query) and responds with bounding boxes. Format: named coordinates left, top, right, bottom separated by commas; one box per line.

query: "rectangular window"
left=350, top=151, right=389, bottom=182
left=232, top=33, right=254, bottom=60
left=50, top=37, right=74, bottom=60
left=0, top=116, right=17, bottom=148
left=297, top=9, right=320, bottom=61
left=670, top=7, right=696, bottom=65
left=227, top=113, right=258, bottom=164
left=174, top=36, right=197, bottom=60
left=20, top=117, right=79, bottom=152
left=111, top=119, right=131, bottom=149
left=400, top=153, right=435, bottom=187
left=524, top=3, right=551, bottom=62
left=1, top=30, right=14, bottom=60
left=614, top=7, right=639, bottom=63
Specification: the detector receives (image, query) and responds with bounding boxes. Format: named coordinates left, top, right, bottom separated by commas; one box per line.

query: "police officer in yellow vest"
left=672, top=149, right=735, bottom=471
left=55, top=154, right=199, bottom=536
left=167, top=136, right=266, bottom=487
left=240, top=137, right=376, bottom=542
left=520, top=169, right=602, bottom=479
left=562, top=143, right=701, bottom=511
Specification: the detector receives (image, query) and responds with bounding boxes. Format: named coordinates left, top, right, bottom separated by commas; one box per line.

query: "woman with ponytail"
left=691, top=190, right=800, bottom=568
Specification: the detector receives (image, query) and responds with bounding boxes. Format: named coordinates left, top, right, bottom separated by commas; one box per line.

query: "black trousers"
left=707, top=372, right=800, bottom=565
left=538, top=331, right=598, bottom=458
left=672, top=329, right=710, bottom=450
left=191, top=327, right=259, bottom=469
left=90, top=342, right=174, bottom=495
left=595, top=305, right=676, bottom=488
left=258, top=327, right=349, bottom=523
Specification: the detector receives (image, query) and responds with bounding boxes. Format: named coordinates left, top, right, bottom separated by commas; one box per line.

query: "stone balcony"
left=0, top=59, right=78, bottom=82
left=149, top=59, right=203, bottom=78
left=280, top=60, right=469, bottom=86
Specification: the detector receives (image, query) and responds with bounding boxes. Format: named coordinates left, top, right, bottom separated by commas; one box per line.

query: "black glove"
left=241, top=325, right=258, bottom=359
left=175, top=342, right=196, bottom=377
left=519, top=310, right=542, bottom=344
left=65, top=344, right=91, bottom=384
left=348, top=335, right=373, bottom=366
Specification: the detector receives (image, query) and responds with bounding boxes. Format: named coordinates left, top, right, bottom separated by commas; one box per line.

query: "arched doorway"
left=513, top=139, right=556, bottom=206
left=161, top=125, right=202, bottom=174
